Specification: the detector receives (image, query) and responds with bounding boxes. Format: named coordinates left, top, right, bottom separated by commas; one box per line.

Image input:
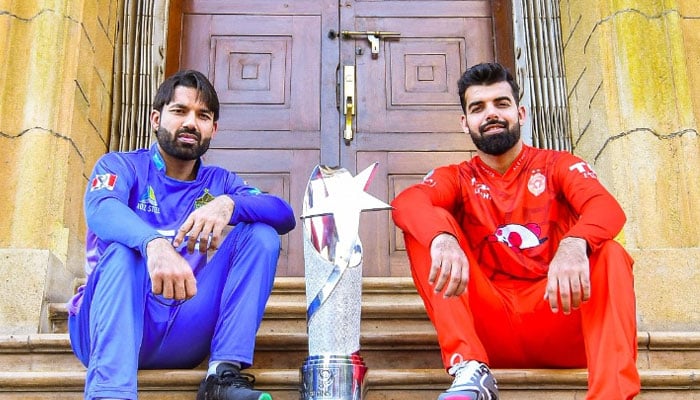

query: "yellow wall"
left=0, top=0, right=119, bottom=333
left=560, top=0, right=700, bottom=330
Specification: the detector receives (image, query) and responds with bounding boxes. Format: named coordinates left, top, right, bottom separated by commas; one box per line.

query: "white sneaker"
left=437, top=359, right=499, bottom=400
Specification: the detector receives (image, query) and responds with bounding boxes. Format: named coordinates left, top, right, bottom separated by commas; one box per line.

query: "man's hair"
left=457, top=62, right=519, bottom=113
left=152, top=69, right=220, bottom=121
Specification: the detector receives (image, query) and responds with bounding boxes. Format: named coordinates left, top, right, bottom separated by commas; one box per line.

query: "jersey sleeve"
left=225, top=173, right=296, bottom=235
left=84, top=153, right=164, bottom=256
left=554, top=154, right=626, bottom=252
left=391, top=165, right=463, bottom=247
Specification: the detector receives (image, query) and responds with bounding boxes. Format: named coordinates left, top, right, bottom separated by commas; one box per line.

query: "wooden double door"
left=167, top=0, right=512, bottom=277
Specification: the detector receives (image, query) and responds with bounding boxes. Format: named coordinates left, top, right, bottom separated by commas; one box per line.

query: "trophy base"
left=299, top=354, right=368, bottom=400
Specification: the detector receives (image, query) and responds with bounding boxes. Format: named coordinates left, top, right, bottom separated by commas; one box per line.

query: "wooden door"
left=167, top=0, right=512, bottom=277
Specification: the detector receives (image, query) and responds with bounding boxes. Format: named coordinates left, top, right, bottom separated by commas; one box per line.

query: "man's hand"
left=545, top=237, right=590, bottom=314
left=429, top=233, right=469, bottom=298
left=173, top=195, right=234, bottom=253
left=146, top=237, right=197, bottom=300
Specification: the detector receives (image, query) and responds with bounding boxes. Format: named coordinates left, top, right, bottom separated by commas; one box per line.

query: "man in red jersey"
left=391, top=62, right=640, bottom=400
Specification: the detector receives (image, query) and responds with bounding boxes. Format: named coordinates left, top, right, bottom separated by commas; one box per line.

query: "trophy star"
left=301, top=163, right=392, bottom=219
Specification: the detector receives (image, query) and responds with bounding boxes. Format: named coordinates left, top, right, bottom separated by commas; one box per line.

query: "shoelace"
left=449, top=360, right=488, bottom=387
left=216, top=369, right=256, bottom=389
left=449, top=361, right=479, bottom=384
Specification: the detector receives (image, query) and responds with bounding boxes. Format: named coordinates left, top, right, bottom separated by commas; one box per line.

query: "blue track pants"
left=68, top=222, right=280, bottom=400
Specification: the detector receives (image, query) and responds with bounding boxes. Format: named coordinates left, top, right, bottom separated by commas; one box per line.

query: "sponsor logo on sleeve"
left=90, top=173, right=117, bottom=191
left=569, top=161, right=598, bottom=179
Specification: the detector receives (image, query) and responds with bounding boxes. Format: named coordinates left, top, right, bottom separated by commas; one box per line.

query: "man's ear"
left=518, top=104, right=526, bottom=126
left=149, top=109, right=160, bottom=131
left=459, top=114, right=470, bottom=134
left=211, top=121, right=219, bottom=138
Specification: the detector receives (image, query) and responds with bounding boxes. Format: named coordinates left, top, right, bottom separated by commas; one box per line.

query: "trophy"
left=299, top=163, right=391, bottom=400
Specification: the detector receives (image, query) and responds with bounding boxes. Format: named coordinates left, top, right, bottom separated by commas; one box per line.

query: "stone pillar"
left=0, top=1, right=119, bottom=334
left=560, top=0, right=700, bottom=330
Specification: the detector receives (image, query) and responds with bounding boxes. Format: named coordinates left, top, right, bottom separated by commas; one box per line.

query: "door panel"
left=181, top=13, right=324, bottom=145
left=171, top=0, right=503, bottom=277
left=355, top=17, right=493, bottom=134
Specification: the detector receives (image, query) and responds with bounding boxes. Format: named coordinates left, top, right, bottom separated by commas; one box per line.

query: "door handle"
left=343, top=65, right=355, bottom=143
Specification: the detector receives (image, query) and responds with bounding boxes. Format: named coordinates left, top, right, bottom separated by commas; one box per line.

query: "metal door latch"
left=341, top=30, right=400, bottom=58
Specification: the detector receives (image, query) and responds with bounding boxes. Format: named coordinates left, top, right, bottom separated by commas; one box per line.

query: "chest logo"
left=137, top=186, right=160, bottom=214
left=471, top=177, right=492, bottom=200
left=527, top=171, right=546, bottom=197
left=195, top=189, right=216, bottom=209
left=487, top=223, right=548, bottom=252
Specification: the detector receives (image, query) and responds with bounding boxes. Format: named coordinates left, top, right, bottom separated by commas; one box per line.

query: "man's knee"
left=589, top=240, right=635, bottom=294
left=92, top=243, right=147, bottom=283
left=239, top=222, right=281, bottom=255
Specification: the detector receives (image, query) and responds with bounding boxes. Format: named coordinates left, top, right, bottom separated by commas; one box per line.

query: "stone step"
left=0, top=368, right=697, bottom=399
left=25, top=276, right=699, bottom=398
left=2, top=330, right=698, bottom=372
left=47, top=277, right=429, bottom=334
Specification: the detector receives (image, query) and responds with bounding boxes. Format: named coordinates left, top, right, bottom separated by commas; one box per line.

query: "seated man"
left=67, top=69, right=296, bottom=400
left=391, top=62, right=640, bottom=400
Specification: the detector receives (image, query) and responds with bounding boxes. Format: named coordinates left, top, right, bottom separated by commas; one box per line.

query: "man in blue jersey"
left=67, top=69, right=296, bottom=400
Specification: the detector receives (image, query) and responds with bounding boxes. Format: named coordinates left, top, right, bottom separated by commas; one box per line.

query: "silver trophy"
left=299, top=163, right=391, bottom=400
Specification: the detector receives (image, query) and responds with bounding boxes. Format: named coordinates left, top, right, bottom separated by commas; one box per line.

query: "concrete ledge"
left=0, top=249, right=73, bottom=335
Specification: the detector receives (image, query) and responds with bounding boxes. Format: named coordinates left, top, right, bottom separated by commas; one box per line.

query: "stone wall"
left=560, top=0, right=700, bottom=330
left=0, top=0, right=119, bottom=334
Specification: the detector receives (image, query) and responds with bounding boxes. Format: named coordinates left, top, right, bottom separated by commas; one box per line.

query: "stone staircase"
left=0, top=277, right=698, bottom=399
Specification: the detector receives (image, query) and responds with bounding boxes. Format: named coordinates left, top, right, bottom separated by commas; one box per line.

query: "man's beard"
left=469, top=119, right=520, bottom=156
left=155, top=126, right=210, bottom=160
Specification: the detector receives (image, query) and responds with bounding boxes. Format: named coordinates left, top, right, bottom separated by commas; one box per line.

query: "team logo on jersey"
left=471, top=177, right=492, bottom=200
left=487, top=223, right=547, bottom=252
left=137, top=186, right=160, bottom=214
left=527, top=170, right=546, bottom=196
left=194, top=189, right=216, bottom=209
left=90, top=173, right=117, bottom=192
left=569, top=161, right=598, bottom=179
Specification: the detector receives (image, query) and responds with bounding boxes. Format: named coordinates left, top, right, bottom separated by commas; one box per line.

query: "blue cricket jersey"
left=68, top=144, right=295, bottom=315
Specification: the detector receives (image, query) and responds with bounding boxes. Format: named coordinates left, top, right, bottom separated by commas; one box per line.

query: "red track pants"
left=404, top=218, right=640, bottom=399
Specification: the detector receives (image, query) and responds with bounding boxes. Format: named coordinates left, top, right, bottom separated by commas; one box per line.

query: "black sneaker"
left=196, top=363, right=272, bottom=400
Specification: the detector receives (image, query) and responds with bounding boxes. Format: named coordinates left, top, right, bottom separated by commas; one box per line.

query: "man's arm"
left=545, top=236, right=589, bottom=314
left=545, top=154, right=626, bottom=313
left=392, top=166, right=467, bottom=296
left=172, top=195, right=235, bottom=254
left=85, top=154, right=197, bottom=300
left=430, top=233, right=470, bottom=297
left=171, top=171, right=296, bottom=254
left=228, top=192, right=296, bottom=234
left=84, top=155, right=164, bottom=257
left=146, top=237, right=197, bottom=300
left=391, top=166, right=462, bottom=247
left=557, top=155, right=626, bottom=251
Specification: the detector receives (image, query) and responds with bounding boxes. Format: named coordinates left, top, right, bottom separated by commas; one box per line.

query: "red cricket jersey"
left=392, top=145, right=626, bottom=280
